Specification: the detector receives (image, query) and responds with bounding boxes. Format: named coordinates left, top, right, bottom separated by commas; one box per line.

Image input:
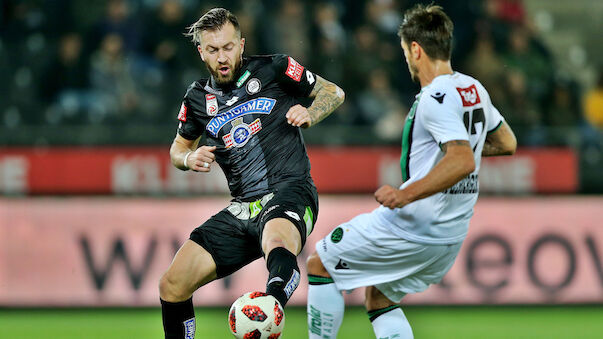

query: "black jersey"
left=176, top=54, right=317, bottom=200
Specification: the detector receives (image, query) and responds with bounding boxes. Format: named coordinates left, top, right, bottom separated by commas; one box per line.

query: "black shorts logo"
left=330, top=227, right=344, bottom=243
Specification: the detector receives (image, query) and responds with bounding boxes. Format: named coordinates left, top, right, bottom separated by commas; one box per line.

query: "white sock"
left=307, top=277, right=344, bottom=339
left=370, top=306, right=413, bottom=339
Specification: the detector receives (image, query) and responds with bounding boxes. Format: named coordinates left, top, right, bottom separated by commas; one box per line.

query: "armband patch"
left=285, top=56, right=304, bottom=82
left=178, top=102, right=187, bottom=122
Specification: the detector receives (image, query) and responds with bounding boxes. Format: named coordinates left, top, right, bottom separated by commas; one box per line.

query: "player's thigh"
left=191, top=209, right=263, bottom=278
left=160, top=240, right=217, bottom=301
left=259, top=180, right=318, bottom=254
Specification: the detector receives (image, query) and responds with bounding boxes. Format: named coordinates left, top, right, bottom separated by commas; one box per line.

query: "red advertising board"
left=0, top=147, right=577, bottom=194
left=0, top=196, right=601, bottom=306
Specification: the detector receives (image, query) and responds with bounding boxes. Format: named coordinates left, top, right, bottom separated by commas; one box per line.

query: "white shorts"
left=316, top=212, right=462, bottom=303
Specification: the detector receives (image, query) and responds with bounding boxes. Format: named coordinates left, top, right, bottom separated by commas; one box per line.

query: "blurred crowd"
left=1, top=0, right=602, bottom=146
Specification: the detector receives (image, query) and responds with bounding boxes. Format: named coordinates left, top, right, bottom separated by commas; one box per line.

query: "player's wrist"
left=183, top=151, right=193, bottom=170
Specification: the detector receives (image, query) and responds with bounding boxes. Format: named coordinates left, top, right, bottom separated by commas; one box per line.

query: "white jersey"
left=374, top=72, right=504, bottom=244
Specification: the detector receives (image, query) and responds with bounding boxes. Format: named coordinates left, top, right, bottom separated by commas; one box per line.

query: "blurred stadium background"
left=1, top=0, right=602, bottom=338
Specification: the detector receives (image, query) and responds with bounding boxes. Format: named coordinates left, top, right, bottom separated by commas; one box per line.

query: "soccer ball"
left=228, top=291, right=285, bottom=339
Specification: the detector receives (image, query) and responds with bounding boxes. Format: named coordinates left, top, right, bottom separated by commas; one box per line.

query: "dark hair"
left=185, top=8, right=240, bottom=45
left=398, top=4, right=454, bottom=61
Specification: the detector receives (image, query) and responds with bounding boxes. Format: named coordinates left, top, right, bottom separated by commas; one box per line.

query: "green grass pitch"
left=1, top=306, right=602, bottom=338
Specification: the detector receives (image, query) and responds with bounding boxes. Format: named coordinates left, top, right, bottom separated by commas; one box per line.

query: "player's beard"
left=408, top=62, right=419, bottom=83
left=207, top=56, right=242, bottom=87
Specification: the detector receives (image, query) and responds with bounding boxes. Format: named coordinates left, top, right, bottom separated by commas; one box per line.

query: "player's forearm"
left=482, top=141, right=514, bottom=156
left=306, top=77, right=345, bottom=127
left=482, top=121, right=517, bottom=157
left=403, top=150, right=475, bottom=203
left=170, top=135, right=200, bottom=170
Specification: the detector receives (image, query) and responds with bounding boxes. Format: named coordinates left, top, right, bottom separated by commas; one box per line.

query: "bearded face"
left=205, top=53, right=242, bottom=86
left=198, top=22, right=245, bottom=86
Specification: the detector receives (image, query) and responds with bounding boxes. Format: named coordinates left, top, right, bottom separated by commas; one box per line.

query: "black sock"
left=161, top=297, right=195, bottom=339
left=265, top=247, right=300, bottom=307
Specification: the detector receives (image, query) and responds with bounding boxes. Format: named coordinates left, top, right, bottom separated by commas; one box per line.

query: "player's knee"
left=364, top=286, right=395, bottom=311
left=262, top=218, right=302, bottom=255
left=306, top=251, right=330, bottom=277
left=159, top=271, right=190, bottom=302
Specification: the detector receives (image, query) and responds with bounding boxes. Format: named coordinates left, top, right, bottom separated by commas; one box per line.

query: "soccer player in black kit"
left=158, top=8, right=345, bottom=339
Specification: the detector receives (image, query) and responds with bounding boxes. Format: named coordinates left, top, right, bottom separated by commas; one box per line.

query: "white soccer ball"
left=228, top=291, right=285, bottom=339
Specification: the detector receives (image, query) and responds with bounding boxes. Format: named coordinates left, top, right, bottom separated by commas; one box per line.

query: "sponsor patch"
left=246, top=78, right=261, bottom=95
left=206, top=97, right=275, bottom=137
left=222, top=118, right=262, bottom=148
left=330, top=227, right=344, bottom=243
left=206, top=94, right=219, bottom=116
left=285, top=56, right=304, bottom=82
left=183, top=318, right=195, bottom=339
left=178, top=102, right=187, bottom=122
left=283, top=269, right=300, bottom=298
left=236, top=70, right=251, bottom=88
left=456, top=84, right=481, bottom=107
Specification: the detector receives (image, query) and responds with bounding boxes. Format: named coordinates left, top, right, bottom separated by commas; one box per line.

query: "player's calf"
left=265, top=246, right=300, bottom=307
left=306, top=251, right=344, bottom=339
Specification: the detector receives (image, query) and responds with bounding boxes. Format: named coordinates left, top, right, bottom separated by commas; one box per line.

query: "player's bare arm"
left=170, top=134, right=216, bottom=172
left=375, top=140, right=475, bottom=209
left=286, top=75, right=345, bottom=128
left=482, top=121, right=517, bottom=157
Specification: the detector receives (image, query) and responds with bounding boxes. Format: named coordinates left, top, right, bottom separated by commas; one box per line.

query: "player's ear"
left=411, top=41, right=421, bottom=60
left=240, top=37, right=245, bottom=54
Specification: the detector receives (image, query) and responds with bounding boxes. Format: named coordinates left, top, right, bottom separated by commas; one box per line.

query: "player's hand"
left=187, top=145, right=216, bottom=172
left=374, top=185, right=409, bottom=209
left=286, top=104, right=312, bottom=128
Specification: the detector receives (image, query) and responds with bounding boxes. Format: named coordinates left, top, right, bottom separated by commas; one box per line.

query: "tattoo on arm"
left=482, top=141, right=507, bottom=156
left=306, top=76, right=345, bottom=127
left=440, top=140, right=470, bottom=153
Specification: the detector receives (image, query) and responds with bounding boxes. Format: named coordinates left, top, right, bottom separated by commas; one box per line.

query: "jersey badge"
left=456, top=84, right=481, bottom=107
left=246, top=78, right=261, bottom=95
left=222, top=117, right=262, bottom=148
left=177, top=102, right=187, bottom=122
left=430, top=92, right=446, bottom=104
left=207, top=97, right=276, bottom=137
left=285, top=56, right=304, bottom=82
left=206, top=94, right=219, bottom=116
left=235, top=70, right=251, bottom=88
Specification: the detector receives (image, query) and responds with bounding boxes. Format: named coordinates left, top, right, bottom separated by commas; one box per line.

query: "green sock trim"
left=368, top=305, right=400, bottom=321
left=308, top=274, right=334, bottom=285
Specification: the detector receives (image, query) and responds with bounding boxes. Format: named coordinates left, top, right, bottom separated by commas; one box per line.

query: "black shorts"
left=189, top=179, right=318, bottom=278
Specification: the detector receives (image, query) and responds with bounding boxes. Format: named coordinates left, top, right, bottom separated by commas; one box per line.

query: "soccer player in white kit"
left=306, top=4, right=517, bottom=339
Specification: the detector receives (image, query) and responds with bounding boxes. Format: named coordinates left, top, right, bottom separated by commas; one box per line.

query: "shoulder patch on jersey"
left=178, top=102, right=187, bottom=121
left=456, top=84, right=481, bottom=107
left=430, top=92, right=446, bottom=104
left=285, top=56, right=304, bottom=82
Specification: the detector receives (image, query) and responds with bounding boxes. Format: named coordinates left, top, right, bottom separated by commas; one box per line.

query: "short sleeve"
left=420, top=89, right=469, bottom=145
left=272, top=54, right=316, bottom=97
left=486, top=102, right=505, bottom=134
left=176, top=98, right=203, bottom=140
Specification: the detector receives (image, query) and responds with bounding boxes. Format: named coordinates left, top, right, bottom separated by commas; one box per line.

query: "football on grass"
left=228, top=291, right=285, bottom=339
